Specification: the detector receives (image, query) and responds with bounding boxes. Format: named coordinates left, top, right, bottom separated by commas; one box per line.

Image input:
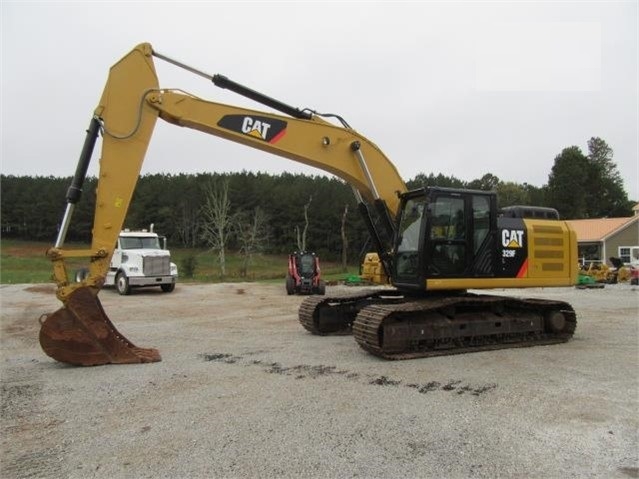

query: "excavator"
left=39, top=43, right=578, bottom=366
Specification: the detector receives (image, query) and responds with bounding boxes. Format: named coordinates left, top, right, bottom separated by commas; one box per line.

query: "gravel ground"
left=1, top=281, right=638, bottom=479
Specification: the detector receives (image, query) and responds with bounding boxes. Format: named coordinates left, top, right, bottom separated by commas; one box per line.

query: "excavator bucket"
left=39, top=287, right=161, bottom=366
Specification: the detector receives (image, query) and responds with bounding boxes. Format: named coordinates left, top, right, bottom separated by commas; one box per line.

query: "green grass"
left=0, top=239, right=360, bottom=285
left=0, top=240, right=71, bottom=284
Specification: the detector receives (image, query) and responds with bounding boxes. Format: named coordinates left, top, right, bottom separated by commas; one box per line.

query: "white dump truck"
left=104, top=229, right=178, bottom=295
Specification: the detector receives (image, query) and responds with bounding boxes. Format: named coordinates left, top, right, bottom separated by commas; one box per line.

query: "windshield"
left=394, top=196, right=426, bottom=280
left=397, top=197, right=426, bottom=252
left=119, top=236, right=161, bottom=250
left=299, top=254, right=316, bottom=276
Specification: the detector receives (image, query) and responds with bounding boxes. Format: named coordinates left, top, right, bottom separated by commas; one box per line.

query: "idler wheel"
left=545, top=311, right=566, bottom=333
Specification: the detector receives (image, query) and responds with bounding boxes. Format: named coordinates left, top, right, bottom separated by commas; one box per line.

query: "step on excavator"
left=39, top=43, right=578, bottom=366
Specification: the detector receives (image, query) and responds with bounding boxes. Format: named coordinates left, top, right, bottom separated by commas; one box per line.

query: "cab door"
left=424, top=190, right=496, bottom=279
left=426, top=193, right=468, bottom=277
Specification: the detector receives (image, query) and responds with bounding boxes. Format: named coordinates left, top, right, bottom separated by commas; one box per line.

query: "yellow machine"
left=39, top=43, right=578, bottom=365
left=359, top=253, right=389, bottom=285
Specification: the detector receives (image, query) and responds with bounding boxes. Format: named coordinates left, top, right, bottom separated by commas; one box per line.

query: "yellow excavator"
left=39, top=43, right=578, bottom=366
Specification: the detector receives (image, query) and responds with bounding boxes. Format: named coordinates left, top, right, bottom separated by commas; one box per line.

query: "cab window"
left=472, top=195, right=490, bottom=253
left=428, top=196, right=466, bottom=276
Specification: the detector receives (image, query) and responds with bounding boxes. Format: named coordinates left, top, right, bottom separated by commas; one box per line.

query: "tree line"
left=0, top=171, right=371, bottom=263
left=407, top=137, right=634, bottom=219
left=1, top=137, right=634, bottom=263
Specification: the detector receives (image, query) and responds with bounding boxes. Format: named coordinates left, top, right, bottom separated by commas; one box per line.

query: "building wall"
left=604, top=220, right=639, bottom=264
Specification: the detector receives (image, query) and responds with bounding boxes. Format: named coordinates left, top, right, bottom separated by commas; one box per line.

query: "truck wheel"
left=317, top=280, right=326, bottom=296
left=116, top=272, right=131, bottom=295
left=161, top=283, right=175, bottom=293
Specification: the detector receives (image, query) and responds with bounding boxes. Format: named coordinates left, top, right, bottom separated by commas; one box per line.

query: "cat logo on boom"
left=217, top=114, right=287, bottom=143
left=242, top=117, right=271, bottom=139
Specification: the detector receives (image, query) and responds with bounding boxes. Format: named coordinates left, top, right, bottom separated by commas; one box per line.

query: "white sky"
left=2, top=1, right=638, bottom=199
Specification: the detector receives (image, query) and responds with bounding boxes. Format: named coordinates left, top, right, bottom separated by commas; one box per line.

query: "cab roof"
left=119, top=230, right=158, bottom=238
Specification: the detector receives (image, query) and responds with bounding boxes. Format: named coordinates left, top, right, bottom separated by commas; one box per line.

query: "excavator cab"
left=390, top=184, right=577, bottom=294
left=393, top=187, right=497, bottom=290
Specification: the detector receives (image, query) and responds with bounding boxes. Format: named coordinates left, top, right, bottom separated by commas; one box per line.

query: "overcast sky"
left=2, top=1, right=638, bottom=199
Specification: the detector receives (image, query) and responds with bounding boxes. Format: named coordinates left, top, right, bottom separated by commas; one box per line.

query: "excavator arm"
left=39, top=43, right=406, bottom=366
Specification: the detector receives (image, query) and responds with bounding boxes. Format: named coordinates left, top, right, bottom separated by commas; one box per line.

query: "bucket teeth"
left=39, top=287, right=161, bottom=366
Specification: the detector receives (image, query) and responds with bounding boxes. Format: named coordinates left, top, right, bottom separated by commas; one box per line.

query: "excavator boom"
left=40, top=43, right=406, bottom=366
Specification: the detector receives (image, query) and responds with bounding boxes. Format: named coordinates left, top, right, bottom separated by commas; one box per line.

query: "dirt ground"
left=1, top=282, right=638, bottom=479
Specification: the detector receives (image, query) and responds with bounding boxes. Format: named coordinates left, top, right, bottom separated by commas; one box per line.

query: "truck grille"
left=143, top=256, right=170, bottom=276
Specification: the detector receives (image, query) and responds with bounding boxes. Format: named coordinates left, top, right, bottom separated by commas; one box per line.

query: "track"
left=299, top=290, right=576, bottom=360
left=298, top=289, right=401, bottom=335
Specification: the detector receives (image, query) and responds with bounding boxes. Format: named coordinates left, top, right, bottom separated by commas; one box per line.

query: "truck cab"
left=105, top=230, right=178, bottom=295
